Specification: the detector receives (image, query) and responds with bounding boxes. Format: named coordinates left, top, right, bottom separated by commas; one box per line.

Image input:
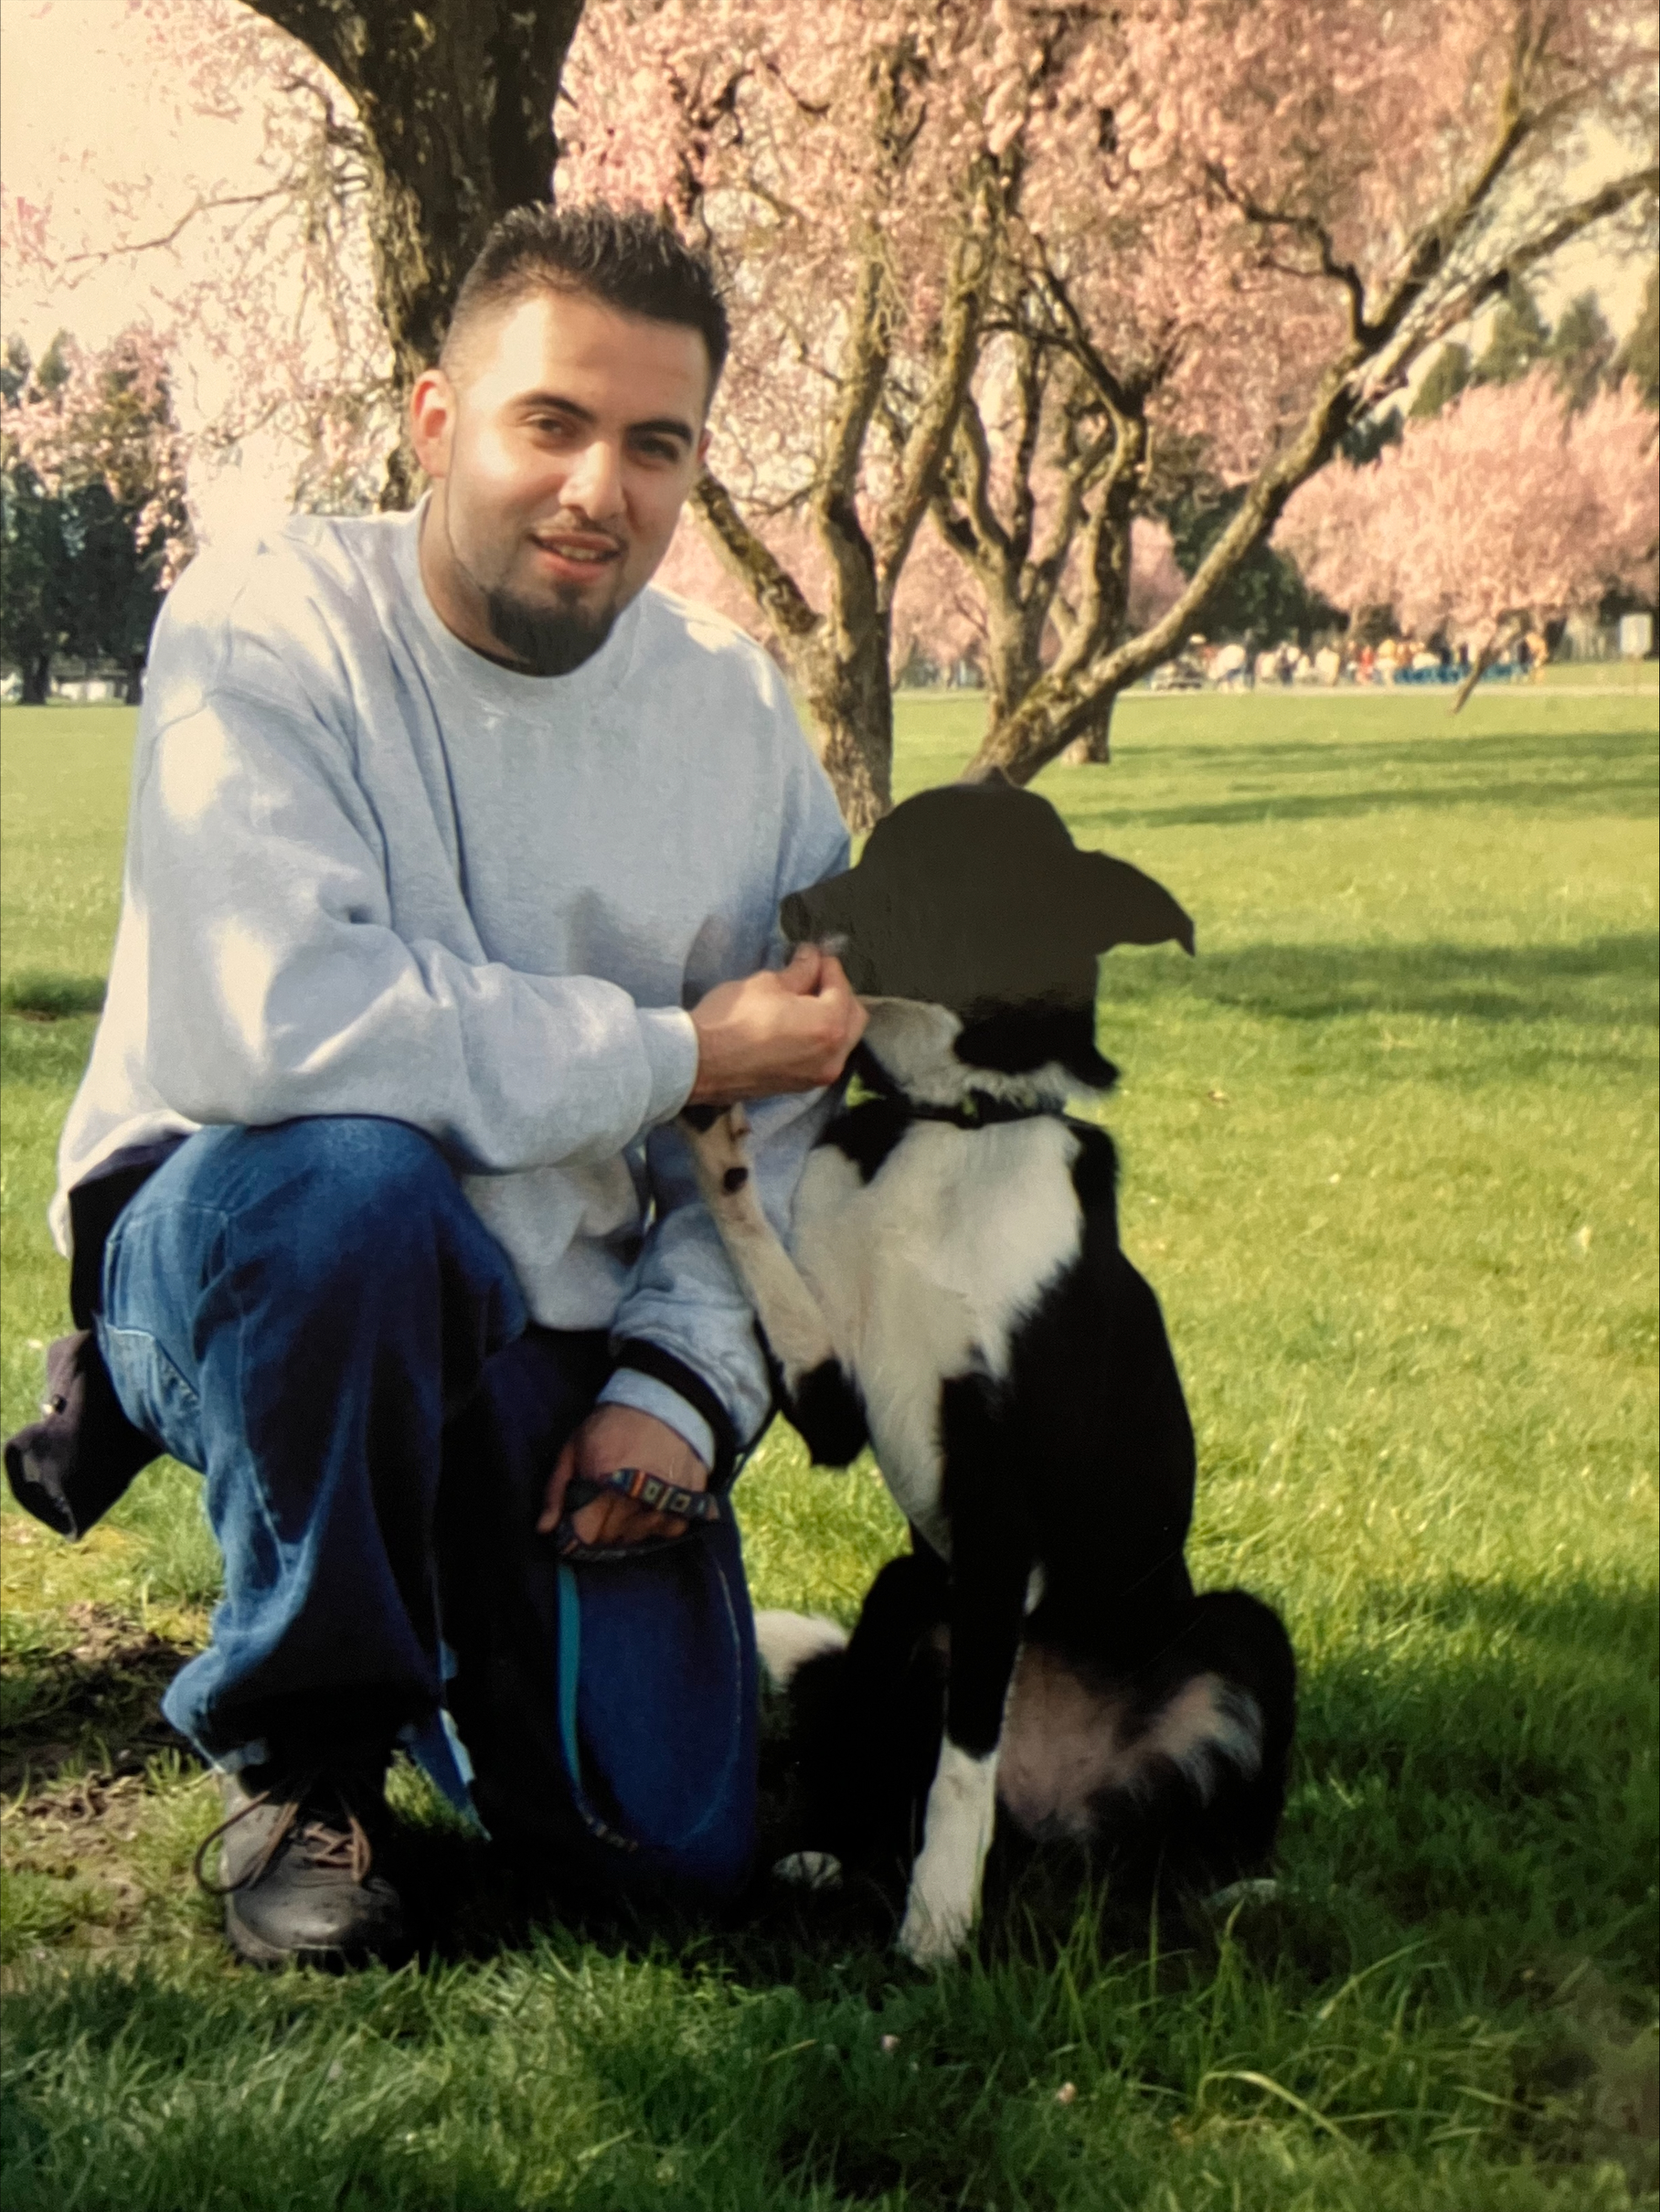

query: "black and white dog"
left=683, top=779, right=1294, bottom=1962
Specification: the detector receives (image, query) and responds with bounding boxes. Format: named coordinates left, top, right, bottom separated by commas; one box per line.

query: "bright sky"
left=0, top=0, right=334, bottom=537
left=2, top=0, right=1653, bottom=537
left=2, top=0, right=276, bottom=351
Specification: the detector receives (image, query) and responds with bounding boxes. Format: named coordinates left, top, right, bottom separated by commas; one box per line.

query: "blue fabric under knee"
left=94, top=1115, right=759, bottom=1897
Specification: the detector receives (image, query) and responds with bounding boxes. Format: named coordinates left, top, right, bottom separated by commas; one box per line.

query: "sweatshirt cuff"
left=596, top=1367, right=716, bottom=1470
left=637, top=1005, right=700, bottom=1127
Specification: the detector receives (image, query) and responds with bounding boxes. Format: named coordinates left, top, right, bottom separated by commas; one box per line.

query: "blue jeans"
left=96, top=1116, right=759, bottom=1901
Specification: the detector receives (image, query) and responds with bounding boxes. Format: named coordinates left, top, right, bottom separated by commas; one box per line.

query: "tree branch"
left=871, top=166, right=998, bottom=604
left=1362, top=165, right=1659, bottom=402
left=59, top=190, right=293, bottom=269
left=945, top=391, right=1011, bottom=564
left=692, top=468, right=823, bottom=644
left=1025, top=233, right=1154, bottom=417
left=1204, top=162, right=1371, bottom=340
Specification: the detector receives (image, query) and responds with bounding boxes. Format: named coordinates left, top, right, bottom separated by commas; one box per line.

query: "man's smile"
left=528, top=528, right=624, bottom=584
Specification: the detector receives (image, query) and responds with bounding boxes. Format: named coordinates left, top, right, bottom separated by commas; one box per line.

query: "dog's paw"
left=678, top=1104, right=754, bottom=1204
left=771, top=1849, right=844, bottom=1893
left=896, top=1895, right=970, bottom=1967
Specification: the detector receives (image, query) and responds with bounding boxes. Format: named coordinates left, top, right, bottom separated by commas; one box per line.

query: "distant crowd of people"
left=1151, top=630, right=1552, bottom=692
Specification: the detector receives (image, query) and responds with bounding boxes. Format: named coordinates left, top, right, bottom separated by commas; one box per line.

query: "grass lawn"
left=2, top=683, right=1656, bottom=2210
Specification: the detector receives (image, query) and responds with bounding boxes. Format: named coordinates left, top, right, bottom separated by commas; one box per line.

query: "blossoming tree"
left=1276, top=372, right=1659, bottom=704
left=561, top=0, right=1656, bottom=820
left=1, top=327, right=192, bottom=700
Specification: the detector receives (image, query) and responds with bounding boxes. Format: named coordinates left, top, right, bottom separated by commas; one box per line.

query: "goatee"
left=484, top=586, right=617, bottom=676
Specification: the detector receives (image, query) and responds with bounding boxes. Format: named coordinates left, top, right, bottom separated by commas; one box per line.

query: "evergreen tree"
left=1340, top=406, right=1405, bottom=462
left=1163, top=479, right=1343, bottom=648
left=1410, top=343, right=1473, bottom=419
left=1612, top=269, right=1659, bottom=408
left=1548, top=291, right=1616, bottom=412
left=1475, top=282, right=1551, bottom=385
left=1, top=331, right=191, bottom=702
left=0, top=462, right=70, bottom=703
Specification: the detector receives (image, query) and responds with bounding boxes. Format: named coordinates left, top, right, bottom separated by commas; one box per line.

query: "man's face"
left=410, top=289, right=711, bottom=674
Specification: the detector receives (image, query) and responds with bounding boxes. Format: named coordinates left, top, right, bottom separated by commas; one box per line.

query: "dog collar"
left=846, top=1046, right=1054, bottom=1128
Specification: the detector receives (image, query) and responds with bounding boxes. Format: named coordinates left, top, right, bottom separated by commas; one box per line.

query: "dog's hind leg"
left=898, top=1380, right=1032, bottom=1964
left=781, top=1547, right=951, bottom=1880
left=679, top=1107, right=867, bottom=1465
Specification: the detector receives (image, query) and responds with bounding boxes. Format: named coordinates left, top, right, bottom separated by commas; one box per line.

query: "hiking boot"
left=195, top=1749, right=410, bottom=1968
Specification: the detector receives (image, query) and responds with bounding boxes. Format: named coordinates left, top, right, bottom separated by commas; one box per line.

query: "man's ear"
left=410, top=368, right=456, bottom=480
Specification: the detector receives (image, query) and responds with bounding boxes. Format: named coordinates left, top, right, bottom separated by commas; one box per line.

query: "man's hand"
left=687, top=943, right=867, bottom=1105
left=537, top=1404, right=709, bottom=1550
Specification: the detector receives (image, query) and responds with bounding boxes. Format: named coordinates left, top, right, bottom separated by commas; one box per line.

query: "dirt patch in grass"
left=1, top=1598, right=197, bottom=1795
left=4, top=1772, right=152, bottom=1927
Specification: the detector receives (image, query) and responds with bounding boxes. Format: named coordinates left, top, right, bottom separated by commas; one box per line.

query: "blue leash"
left=557, top=1559, right=583, bottom=1789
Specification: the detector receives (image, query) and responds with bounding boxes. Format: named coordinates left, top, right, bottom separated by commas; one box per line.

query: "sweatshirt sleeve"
left=130, top=650, right=697, bottom=1176
left=598, top=711, right=852, bottom=1466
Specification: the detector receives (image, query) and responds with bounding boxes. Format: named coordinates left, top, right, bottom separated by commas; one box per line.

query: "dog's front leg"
left=898, top=1394, right=1032, bottom=1964
left=680, top=1108, right=867, bottom=1464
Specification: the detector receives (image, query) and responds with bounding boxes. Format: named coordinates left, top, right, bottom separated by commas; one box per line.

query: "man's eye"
left=634, top=439, right=681, bottom=463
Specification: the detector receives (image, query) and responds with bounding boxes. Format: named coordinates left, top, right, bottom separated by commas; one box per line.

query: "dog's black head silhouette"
left=781, top=776, right=1193, bottom=1086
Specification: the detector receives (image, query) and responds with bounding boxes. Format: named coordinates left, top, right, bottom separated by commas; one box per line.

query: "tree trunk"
left=247, top=0, right=587, bottom=505
left=22, top=653, right=51, bottom=705
left=806, top=634, right=894, bottom=836
left=691, top=467, right=895, bottom=832
left=1450, top=622, right=1515, bottom=713
left=1059, top=697, right=1115, bottom=766
left=979, top=594, right=1051, bottom=746
left=942, top=369, right=1145, bottom=784
left=123, top=651, right=145, bottom=706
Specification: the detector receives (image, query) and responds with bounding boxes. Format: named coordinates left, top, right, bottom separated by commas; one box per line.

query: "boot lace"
left=194, top=1766, right=378, bottom=1895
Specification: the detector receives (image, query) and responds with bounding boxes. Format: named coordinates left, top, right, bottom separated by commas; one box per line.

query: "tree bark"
left=245, top=0, right=587, bottom=505
left=23, top=653, right=51, bottom=705
left=695, top=469, right=894, bottom=832
left=1450, top=622, right=1517, bottom=713
left=806, top=562, right=895, bottom=835
left=1059, top=697, right=1115, bottom=766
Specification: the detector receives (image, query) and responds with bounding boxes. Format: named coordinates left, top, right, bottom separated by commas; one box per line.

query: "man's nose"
left=562, top=435, right=624, bottom=522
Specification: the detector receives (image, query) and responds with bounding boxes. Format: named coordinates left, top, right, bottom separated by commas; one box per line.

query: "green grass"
left=3, top=690, right=1656, bottom=2209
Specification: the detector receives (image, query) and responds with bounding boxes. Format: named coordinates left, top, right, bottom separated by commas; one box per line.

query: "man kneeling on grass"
left=39, top=205, right=862, bottom=1966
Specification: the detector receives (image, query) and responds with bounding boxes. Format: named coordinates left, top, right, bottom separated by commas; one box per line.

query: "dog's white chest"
left=791, top=1117, right=1083, bottom=1549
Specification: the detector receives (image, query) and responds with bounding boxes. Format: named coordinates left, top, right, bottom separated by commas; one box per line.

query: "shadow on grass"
left=399, top=1572, right=1655, bottom=1993
left=0, top=972, right=107, bottom=1019
left=1292, top=1574, right=1657, bottom=1977
left=1106, top=721, right=1657, bottom=780
left=1, top=1578, right=1652, bottom=2211
left=0, top=1603, right=196, bottom=1792
left=1100, top=931, right=1659, bottom=1030
left=1083, top=769, right=1657, bottom=832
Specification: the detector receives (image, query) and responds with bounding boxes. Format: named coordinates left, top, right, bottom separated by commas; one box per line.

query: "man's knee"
left=192, top=1116, right=456, bottom=1251
left=208, top=1113, right=450, bottom=1209
left=112, top=1115, right=516, bottom=1329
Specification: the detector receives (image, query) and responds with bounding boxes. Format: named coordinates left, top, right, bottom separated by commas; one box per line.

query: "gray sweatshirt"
left=53, top=505, right=850, bottom=1463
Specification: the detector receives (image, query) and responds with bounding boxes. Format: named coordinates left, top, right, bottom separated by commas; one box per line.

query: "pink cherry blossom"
left=1278, top=372, right=1658, bottom=689
left=559, top=0, right=1655, bottom=807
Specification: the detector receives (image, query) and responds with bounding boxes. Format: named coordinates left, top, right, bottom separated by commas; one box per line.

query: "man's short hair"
left=442, top=203, right=729, bottom=395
